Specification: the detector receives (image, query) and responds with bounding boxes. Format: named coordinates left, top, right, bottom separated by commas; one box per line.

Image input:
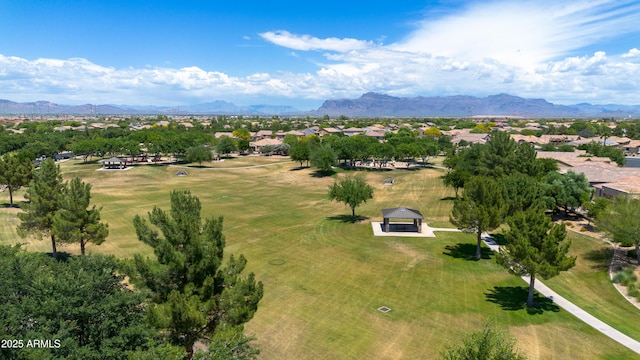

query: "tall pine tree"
left=450, top=176, right=505, bottom=260
left=52, top=177, right=108, bottom=255
left=497, top=205, right=575, bottom=307
left=133, top=190, right=263, bottom=359
left=17, top=158, right=65, bottom=259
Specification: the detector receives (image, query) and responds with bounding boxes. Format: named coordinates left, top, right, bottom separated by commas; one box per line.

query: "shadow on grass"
left=0, top=201, right=27, bottom=209
left=443, top=243, right=493, bottom=260
left=72, top=160, right=99, bottom=165
left=583, top=247, right=614, bottom=271
left=338, top=166, right=393, bottom=173
left=485, top=286, right=560, bottom=314
left=440, top=196, right=457, bottom=201
left=326, top=214, right=369, bottom=224
left=289, top=166, right=309, bottom=171
left=310, top=170, right=335, bottom=177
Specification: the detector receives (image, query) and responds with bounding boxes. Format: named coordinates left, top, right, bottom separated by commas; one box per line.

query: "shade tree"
left=0, top=151, right=33, bottom=207
left=290, top=140, right=311, bottom=167
left=216, top=136, right=238, bottom=156
left=310, top=144, right=336, bottom=174
left=497, top=204, right=575, bottom=307
left=596, top=195, right=640, bottom=263
left=186, top=145, right=212, bottom=166
left=328, top=175, right=374, bottom=219
left=542, top=170, right=591, bottom=215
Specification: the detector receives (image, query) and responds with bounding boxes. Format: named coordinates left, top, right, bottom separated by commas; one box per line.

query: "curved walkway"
left=482, top=234, right=640, bottom=355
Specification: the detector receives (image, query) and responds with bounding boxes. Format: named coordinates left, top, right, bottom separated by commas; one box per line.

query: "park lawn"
left=0, top=158, right=637, bottom=359
left=543, top=231, right=640, bottom=341
left=180, top=154, right=291, bottom=168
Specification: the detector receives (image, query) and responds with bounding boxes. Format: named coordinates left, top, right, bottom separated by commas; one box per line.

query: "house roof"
left=250, top=138, right=283, bottom=147
left=600, top=175, right=640, bottom=194
left=255, top=130, right=273, bottom=137
left=321, top=127, right=342, bottom=133
left=382, top=207, right=423, bottom=219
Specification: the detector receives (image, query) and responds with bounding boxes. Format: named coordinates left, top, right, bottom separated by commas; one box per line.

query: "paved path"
left=481, top=233, right=640, bottom=355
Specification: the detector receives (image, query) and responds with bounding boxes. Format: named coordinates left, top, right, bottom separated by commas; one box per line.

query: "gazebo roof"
left=382, top=207, right=423, bottom=219
left=100, top=157, right=125, bottom=163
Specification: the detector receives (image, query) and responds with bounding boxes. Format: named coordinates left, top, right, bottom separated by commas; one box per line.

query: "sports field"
left=1, top=156, right=638, bottom=359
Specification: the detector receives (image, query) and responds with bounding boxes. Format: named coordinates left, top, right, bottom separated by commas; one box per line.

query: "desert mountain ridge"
left=1, top=93, right=640, bottom=117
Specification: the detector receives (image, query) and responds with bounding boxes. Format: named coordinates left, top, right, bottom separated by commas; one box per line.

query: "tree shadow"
left=326, top=214, right=369, bottom=224
left=485, top=286, right=560, bottom=314
left=289, top=166, right=310, bottom=171
left=47, top=251, right=73, bottom=262
left=583, top=247, right=613, bottom=271
left=310, top=170, right=335, bottom=178
left=0, top=201, right=27, bottom=209
left=72, top=160, right=99, bottom=165
left=550, top=212, right=582, bottom=222
left=442, top=243, right=493, bottom=260
left=338, top=166, right=393, bottom=173
left=488, top=233, right=508, bottom=246
left=440, top=196, right=456, bottom=201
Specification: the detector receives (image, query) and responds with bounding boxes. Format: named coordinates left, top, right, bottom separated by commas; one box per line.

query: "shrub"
left=612, top=267, right=637, bottom=287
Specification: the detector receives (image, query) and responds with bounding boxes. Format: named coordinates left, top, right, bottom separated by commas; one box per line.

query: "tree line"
left=287, top=128, right=451, bottom=173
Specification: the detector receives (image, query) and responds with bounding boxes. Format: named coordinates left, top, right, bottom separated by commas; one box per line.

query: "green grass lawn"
left=0, top=156, right=637, bottom=359
left=544, top=231, right=640, bottom=341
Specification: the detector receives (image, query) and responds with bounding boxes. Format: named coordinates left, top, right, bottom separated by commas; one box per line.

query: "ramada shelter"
left=381, top=207, right=424, bottom=233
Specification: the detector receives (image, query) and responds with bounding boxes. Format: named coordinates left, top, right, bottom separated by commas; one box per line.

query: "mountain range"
left=2, top=93, right=640, bottom=118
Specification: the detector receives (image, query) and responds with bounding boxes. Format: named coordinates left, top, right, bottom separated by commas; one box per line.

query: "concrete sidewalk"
left=482, top=234, right=640, bottom=355
left=371, top=222, right=461, bottom=237
left=525, top=275, right=640, bottom=354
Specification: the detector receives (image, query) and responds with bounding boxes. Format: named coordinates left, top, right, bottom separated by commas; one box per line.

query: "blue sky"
left=1, top=0, right=640, bottom=109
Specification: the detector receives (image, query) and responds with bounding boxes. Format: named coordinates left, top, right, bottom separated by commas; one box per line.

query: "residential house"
left=254, top=130, right=273, bottom=139
left=343, top=128, right=364, bottom=137
left=249, top=138, right=284, bottom=153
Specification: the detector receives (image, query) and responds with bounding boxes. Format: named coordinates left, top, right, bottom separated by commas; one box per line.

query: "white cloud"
left=623, top=48, right=640, bottom=58
left=259, top=30, right=373, bottom=52
left=2, top=1, right=640, bottom=107
left=393, top=0, right=640, bottom=70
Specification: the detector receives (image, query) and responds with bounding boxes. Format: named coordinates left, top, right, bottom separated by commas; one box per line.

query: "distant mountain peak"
left=1, top=94, right=639, bottom=117
left=315, top=93, right=640, bottom=117
left=359, top=92, right=397, bottom=100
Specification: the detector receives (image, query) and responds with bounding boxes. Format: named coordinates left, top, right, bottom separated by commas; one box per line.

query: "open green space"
left=0, top=156, right=637, bottom=359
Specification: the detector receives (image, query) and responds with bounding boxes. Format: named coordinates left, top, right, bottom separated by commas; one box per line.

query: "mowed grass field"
left=0, top=156, right=638, bottom=359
